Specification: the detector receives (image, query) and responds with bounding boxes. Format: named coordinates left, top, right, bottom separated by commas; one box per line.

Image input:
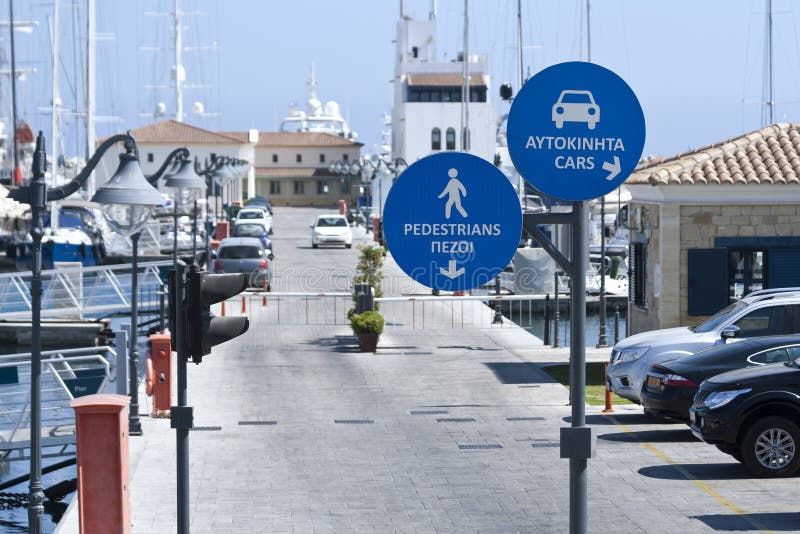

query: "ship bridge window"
left=431, top=128, right=441, bottom=151
left=407, top=86, right=487, bottom=103
left=446, top=128, right=456, bottom=150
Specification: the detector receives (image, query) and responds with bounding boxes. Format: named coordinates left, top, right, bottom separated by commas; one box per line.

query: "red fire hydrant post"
left=338, top=199, right=346, bottom=215
left=71, top=394, right=131, bottom=534
left=146, top=333, right=172, bottom=418
left=602, top=361, right=615, bottom=414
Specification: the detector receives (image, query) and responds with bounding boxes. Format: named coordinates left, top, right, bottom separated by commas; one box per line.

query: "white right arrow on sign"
left=602, top=156, right=621, bottom=181
left=439, top=260, right=465, bottom=279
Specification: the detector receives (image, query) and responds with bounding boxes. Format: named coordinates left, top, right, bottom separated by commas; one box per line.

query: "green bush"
left=350, top=311, right=384, bottom=335
left=352, top=244, right=384, bottom=302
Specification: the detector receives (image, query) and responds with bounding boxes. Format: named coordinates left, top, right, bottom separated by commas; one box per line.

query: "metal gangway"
left=0, top=260, right=171, bottom=320
left=0, top=346, right=117, bottom=462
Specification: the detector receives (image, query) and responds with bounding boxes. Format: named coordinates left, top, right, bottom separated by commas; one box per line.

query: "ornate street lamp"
left=163, top=153, right=206, bottom=268
left=9, top=131, right=161, bottom=533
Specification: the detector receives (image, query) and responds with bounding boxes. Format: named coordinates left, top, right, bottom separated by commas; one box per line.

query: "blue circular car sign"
left=383, top=153, right=522, bottom=292
left=507, top=61, right=646, bottom=201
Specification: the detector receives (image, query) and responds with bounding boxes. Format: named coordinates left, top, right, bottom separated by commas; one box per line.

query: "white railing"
left=0, top=345, right=116, bottom=462
left=0, top=260, right=171, bottom=320
left=216, top=291, right=541, bottom=330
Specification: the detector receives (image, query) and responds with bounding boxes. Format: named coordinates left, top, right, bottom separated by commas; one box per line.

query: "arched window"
left=445, top=127, right=456, bottom=150
left=431, top=128, right=441, bottom=150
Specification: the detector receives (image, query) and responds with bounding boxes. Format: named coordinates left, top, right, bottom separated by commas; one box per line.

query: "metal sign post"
left=509, top=61, right=646, bottom=534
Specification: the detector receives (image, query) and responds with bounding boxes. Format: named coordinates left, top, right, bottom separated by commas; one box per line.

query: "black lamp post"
left=9, top=131, right=161, bottom=534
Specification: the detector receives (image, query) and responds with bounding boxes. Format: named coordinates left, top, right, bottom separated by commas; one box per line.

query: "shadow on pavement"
left=565, top=413, right=656, bottom=425
left=439, top=345, right=503, bottom=351
left=483, top=362, right=558, bottom=384
left=638, top=462, right=752, bottom=481
left=304, top=335, right=361, bottom=353
left=692, top=512, right=800, bottom=531
left=597, top=428, right=699, bottom=443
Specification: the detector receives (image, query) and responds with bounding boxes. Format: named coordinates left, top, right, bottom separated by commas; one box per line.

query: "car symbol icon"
left=552, top=90, right=600, bottom=130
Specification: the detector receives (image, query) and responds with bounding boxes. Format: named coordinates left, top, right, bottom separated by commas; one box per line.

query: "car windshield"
left=218, top=246, right=262, bottom=259
left=233, top=224, right=266, bottom=237
left=316, top=217, right=347, bottom=228
left=239, top=211, right=263, bottom=220
left=560, top=92, right=592, bottom=104
left=691, top=301, right=748, bottom=333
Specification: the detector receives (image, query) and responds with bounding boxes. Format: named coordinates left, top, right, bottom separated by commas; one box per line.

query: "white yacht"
left=279, top=64, right=356, bottom=140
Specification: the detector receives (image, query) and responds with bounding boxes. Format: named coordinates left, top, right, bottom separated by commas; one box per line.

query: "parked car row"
left=606, top=287, right=800, bottom=478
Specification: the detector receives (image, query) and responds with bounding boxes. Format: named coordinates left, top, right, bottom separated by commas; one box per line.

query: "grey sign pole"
left=523, top=204, right=595, bottom=534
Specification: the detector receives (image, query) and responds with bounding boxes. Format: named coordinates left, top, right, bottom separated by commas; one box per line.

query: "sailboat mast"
left=9, top=0, right=19, bottom=181
left=516, top=0, right=523, bottom=88
left=50, top=2, right=61, bottom=229
left=767, top=0, right=773, bottom=124
left=461, top=0, right=469, bottom=150
left=586, top=0, right=591, bottom=62
left=86, top=0, right=96, bottom=195
left=174, top=0, right=183, bottom=122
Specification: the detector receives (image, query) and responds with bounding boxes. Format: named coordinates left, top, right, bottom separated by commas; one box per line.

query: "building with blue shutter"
left=623, top=123, right=800, bottom=334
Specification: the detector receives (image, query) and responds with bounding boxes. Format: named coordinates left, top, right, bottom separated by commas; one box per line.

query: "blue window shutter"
left=688, top=248, right=729, bottom=315
left=768, top=248, right=800, bottom=288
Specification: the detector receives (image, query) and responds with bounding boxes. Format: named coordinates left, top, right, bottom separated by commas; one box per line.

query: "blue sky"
left=6, top=0, right=800, bottom=160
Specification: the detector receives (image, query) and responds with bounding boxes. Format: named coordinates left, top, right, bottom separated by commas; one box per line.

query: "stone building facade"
left=625, top=124, right=800, bottom=334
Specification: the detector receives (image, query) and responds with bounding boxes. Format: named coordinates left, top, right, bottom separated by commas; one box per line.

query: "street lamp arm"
left=147, top=147, right=190, bottom=185
left=47, top=133, right=136, bottom=202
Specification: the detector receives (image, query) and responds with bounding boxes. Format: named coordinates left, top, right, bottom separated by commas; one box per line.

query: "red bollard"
left=71, top=394, right=131, bottom=534
left=146, top=333, right=172, bottom=418
left=241, top=295, right=247, bottom=314
left=602, top=361, right=615, bottom=414
left=221, top=301, right=226, bottom=316
left=215, top=220, right=230, bottom=241
left=338, top=199, right=346, bottom=215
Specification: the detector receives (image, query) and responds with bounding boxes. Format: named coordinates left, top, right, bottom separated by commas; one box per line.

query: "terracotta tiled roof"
left=627, top=123, right=800, bottom=186
left=254, top=167, right=330, bottom=178
left=406, top=73, right=488, bottom=87
left=100, top=120, right=242, bottom=145
left=220, top=131, right=362, bottom=147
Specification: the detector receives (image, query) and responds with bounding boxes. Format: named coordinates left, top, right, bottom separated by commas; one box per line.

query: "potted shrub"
left=350, top=311, right=384, bottom=352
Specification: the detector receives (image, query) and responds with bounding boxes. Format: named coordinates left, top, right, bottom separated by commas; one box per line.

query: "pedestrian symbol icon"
left=438, top=168, right=468, bottom=219
left=551, top=90, right=600, bottom=130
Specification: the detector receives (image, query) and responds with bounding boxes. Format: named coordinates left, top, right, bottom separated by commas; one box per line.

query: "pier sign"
left=383, top=152, right=521, bottom=291
left=507, top=61, right=645, bottom=201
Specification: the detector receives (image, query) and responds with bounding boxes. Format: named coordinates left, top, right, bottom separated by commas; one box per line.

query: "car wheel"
left=312, top=244, right=318, bottom=249
left=741, top=416, right=800, bottom=477
left=345, top=244, right=352, bottom=249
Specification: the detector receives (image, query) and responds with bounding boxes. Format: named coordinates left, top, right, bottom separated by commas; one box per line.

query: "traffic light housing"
left=185, top=268, right=249, bottom=363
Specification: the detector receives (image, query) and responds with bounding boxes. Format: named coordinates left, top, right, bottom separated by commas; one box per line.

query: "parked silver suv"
left=606, top=288, right=800, bottom=403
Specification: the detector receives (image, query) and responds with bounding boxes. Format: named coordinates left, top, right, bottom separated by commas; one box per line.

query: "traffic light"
left=185, top=267, right=249, bottom=363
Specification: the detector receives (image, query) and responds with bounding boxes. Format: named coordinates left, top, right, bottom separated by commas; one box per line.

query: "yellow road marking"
left=607, top=416, right=773, bottom=534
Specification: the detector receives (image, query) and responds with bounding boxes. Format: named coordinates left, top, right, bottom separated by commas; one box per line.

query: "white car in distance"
left=311, top=214, right=352, bottom=249
left=552, top=90, right=600, bottom=130
left=236, top=207, right=272, bottom=234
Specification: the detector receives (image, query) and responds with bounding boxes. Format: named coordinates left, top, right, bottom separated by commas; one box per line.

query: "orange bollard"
left=241, top=294, right=247, bottom=314
left=221, top=301, right=226, bottom=316
left=602, top=361, right=615, bottom=414
left=262, top=294, right=267, bottom=307
left=71, top=394, right=131, bottom=534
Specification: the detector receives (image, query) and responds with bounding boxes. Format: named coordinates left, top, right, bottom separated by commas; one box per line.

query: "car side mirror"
left=309, top=224, right=314, bottom=229
left=721, top=325, right=741, bottom=340
left=268, top=253, right=274, bottom=261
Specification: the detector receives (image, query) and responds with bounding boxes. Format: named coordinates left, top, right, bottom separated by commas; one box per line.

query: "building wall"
left=629, top=201, right=800, bottom=334
left=253, top=146, right=359, bottom=168
left=258, top=176, right=350, bottom=208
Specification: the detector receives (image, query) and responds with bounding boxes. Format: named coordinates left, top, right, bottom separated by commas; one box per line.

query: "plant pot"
left=357, top=332, right=379, bottom=352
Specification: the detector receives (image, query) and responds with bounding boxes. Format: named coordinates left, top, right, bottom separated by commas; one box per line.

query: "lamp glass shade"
left=165, top=159, right=206, bottom=191
left=101, top=204, right=153, bottom=236
left=349, top=162, right=360, bottom=175
left=212, top=165, right=232, bottom=185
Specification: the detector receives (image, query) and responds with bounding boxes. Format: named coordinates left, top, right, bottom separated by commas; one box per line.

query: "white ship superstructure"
left=391, top=3, right=495, bottom=164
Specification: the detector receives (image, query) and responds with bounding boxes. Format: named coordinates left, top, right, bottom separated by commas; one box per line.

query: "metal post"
left=614, top=304, right=620, bottom=345
left=569, top=200, right=588, bottom=534
left=191, top=199, right=197, bottom=264
left=492, top=275, right=503, bottom=324
left=128, top=232, right=143, bottom=436
left=159, top=289, right=166, bottom=332
left=543, top=294, right=551, bottom=346
left=27, top=136, right=47, bottom=534
left=173, top=194, right=179, bottom=272
left=175, top=261, right=190, bottom=534
left=115, top=328, right=129, bottom=396
left=553, top=272, right=560, bottom=348
left=597, top=196, right=608, bottom=347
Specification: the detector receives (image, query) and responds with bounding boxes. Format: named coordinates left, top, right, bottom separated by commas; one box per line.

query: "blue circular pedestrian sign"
left=383, top=153, right=522, bottom=292
left=507, top=61, right=645, bottom=201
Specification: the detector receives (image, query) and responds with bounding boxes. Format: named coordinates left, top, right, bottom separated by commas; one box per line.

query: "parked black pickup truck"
left=690, top=358, right=800, bottom=477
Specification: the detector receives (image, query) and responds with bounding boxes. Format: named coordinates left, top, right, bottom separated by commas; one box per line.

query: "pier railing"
left=0, top=260, right=171, bottom=320
left=0, top=345, right=116, bottom=462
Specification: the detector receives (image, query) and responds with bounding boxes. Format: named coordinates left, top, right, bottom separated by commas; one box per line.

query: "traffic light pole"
left=172, top=261, right=191, bottom=534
